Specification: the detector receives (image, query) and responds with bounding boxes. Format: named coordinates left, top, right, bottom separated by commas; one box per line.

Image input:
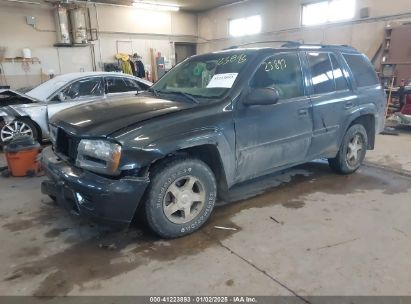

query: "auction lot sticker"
left=207, top=73, right=239, bottom=88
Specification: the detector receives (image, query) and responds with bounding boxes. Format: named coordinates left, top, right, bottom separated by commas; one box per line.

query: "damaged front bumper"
left=41, top=146, right=149, bottom=228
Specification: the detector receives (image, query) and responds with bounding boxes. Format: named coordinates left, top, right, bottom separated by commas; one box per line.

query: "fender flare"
left=137, top=127, right=236, bottom=188
left=338, top=103, right=378, bottom=148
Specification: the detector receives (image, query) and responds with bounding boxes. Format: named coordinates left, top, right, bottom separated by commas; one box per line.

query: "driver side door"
left=47, top=77, right=104, bottom=119
left=234, top=52, right=313, bottom=182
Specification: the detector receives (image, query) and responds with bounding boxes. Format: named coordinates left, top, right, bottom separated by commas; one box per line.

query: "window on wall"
left=302, top=0, right=356, bottom=26
left=229, top=15, right=262, bottom=37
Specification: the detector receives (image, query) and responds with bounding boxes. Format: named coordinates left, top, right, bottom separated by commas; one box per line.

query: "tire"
left=144, top=157, right=217, bottom=238
left=0, top=118, right=39, bottom=145
left=328, top=124, right=368, bottom=175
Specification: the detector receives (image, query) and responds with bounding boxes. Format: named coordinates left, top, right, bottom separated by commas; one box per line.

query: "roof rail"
left=224, top=41, right=356, bottom=51
left=227, top=40, right=299, bottom=49
left=282, top=42, right=356, bottom=50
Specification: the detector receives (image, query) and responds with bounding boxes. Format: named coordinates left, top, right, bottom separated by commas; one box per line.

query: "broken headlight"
left=49, top=124, right=58, bottom=145
left=76, top=139, right=122, bottom=176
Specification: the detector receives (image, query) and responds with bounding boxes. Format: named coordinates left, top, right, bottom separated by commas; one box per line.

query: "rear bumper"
left=41, top=146, right=149, bottom=228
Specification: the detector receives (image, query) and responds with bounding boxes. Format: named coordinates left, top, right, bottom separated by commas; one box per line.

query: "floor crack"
left=316, top=238, right=359, bottom=250
left=203, top=232, right=311, bottom=304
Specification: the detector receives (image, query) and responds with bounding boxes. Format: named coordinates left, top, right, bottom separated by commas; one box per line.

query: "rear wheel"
left=0, top=118, right=39, bottom=145
left=328, top=124, right=368, bottom=174
left=144, top=157, right=217, bottom=238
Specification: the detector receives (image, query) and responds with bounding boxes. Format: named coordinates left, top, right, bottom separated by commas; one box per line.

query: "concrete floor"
left=0, top=129, right=411, bottom=297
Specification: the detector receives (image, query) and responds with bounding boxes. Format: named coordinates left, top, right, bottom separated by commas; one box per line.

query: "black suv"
left=42, top=44, right=386, bottom=238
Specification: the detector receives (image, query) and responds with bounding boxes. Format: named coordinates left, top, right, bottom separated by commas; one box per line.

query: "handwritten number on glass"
left=264, top=59, right=287, bottom=72
left=217, top=54, right=247, bottom=66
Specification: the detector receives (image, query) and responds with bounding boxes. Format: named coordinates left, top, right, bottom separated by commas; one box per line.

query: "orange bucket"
left=4, top=137, right=41, bottom=177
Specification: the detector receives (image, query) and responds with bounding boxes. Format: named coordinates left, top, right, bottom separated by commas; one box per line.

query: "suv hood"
left=51, top=95, right=195, bottom=137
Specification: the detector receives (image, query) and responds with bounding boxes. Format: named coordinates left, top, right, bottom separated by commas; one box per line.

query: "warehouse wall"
left=197, top=0, right=411, bottom=62
left=0, top=2, right=198, bottom=89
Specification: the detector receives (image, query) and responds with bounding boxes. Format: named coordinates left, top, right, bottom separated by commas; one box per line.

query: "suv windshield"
left=151, top=51, right=255, bottom=103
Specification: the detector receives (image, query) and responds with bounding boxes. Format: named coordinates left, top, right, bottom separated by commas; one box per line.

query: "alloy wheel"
left=163, top=175, right=206, bottom=224
left=0, top=121, right=34, bottom=142
left=346, top=134, right=363, bottom=167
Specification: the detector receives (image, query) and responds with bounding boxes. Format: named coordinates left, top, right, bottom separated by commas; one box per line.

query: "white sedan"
left=0, top=72, right=152, bottom=144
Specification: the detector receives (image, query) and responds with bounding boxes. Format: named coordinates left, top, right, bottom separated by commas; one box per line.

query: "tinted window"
left=61, top=77, right=103, bottom=100
left=106, top=77, right=140, bottom=93
left=124, top=78, right=142, bottom=91
left=136, top=80, right=150, bottom=90
left=343, top=54, right=379, bottom=87
left=250, top=52, right=304, bottom=99
left=330, top=54, right=349, bottom=91
left=307, top=52, right=334, bottom=94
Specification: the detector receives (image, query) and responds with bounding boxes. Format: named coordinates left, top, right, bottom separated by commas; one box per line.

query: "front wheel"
left=144, top=157, right=217, bottom=238
left=0, top=118, right=38, bottom=145
left=328, top=124, right=368, bottom=174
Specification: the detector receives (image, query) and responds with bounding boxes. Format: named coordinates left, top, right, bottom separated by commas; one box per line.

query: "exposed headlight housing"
left=49, top=124, right=58, bottom=145
left=76, top=139, right=122, bottom=176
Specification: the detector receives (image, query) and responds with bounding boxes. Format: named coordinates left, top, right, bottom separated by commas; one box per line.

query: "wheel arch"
left=347, top=113, right=376, bottom=149
left=146, top=143, right=230, bottom=195
left=17, top=116, right=43, bottom=143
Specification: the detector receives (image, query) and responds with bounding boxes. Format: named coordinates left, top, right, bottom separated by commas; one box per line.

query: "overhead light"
left=132, top=1, right=180, bottom=11
left=5, top=0, right=41, bottom=5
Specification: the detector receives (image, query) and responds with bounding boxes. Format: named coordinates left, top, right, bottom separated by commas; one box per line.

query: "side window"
left=106, top=77, right=139, bottom=93
left=137, top=80, right=150, bottom=91
left=61, top=77, right=103, bottom=101
left=124, top=78, right=142, bottom=91
left=250, top=52, right=304, bottom=100
left=330, top=54, right=349, bottom=91
left=343, top=54, right=379, bottom=88
left=307, top=52, right=335, bottom=94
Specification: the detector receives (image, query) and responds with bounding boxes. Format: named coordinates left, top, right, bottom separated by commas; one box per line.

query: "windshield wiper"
left=162, top=91, right=200, bottom=104
left=148, top=88, right=200, bottom=104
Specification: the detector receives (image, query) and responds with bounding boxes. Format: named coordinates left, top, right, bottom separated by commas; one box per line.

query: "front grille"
left=55, top=128, right=80, bottom=162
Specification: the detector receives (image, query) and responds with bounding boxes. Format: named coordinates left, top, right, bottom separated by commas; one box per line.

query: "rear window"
left=343, top=54, right=379, bottom=88
left=307, top=52, right=335, bottom=94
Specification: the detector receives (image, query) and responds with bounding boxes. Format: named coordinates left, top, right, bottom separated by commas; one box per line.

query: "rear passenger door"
left=305, top=52, right=356, bottom=158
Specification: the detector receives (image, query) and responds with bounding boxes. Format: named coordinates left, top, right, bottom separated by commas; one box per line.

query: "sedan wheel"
left=0, top=120, right=37, bottom=144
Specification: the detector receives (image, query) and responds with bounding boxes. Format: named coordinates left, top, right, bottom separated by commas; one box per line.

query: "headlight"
left=76, top=139, right=122, bottom=175
left=49, top=124, right=57, bottom=145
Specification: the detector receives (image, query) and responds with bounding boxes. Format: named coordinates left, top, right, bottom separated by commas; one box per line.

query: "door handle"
left=298, top=109, right=308, bottom=116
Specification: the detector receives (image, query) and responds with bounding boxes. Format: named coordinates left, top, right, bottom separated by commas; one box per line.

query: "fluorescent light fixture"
left=132, top=1, right=180, bottom=11
left=5, top=0, right=41, bottom=5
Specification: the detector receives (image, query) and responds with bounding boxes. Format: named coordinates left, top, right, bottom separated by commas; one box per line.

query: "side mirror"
left=57, top=92, right=66, bottom=102
left=244, top=88, right=280, bottom=106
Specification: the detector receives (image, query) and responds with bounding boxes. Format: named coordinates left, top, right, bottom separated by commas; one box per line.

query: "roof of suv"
left=210, top=43, right=361, bottom=56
